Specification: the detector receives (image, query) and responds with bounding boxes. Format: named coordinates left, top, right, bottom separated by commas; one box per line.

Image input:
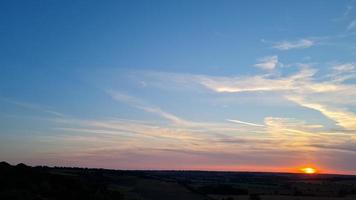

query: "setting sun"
left=301, top=167, right=317, bottom=174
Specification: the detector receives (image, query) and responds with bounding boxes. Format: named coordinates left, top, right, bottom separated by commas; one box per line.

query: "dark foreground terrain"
left=1, top=162, right=356, bottom=200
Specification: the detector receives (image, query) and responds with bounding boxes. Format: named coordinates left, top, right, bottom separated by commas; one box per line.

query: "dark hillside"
left=1, top=162, right=356, bottom=200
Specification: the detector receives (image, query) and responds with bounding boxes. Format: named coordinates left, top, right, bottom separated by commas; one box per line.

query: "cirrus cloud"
left=273, top=39, right=315, bottom=50
left=254, top=55, right=279, bottom=70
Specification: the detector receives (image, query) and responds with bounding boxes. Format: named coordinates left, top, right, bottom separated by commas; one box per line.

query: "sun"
left=300, top=167, right=317, bottom=174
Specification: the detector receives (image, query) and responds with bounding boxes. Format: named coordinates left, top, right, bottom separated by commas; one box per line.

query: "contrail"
left=227, top=119, right=264, bottom=127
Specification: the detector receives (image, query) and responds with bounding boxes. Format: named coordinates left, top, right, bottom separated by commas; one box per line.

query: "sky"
left=1, top=0, right=356, bottom=175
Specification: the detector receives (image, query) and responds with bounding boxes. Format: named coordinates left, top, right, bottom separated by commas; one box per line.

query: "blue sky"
left=1, top=0, right=356, bottom=174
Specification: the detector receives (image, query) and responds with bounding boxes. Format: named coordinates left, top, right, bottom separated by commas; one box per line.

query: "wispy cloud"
left=310, top=142, right=356, bottom=153
left=286, top=96, right=356, bottom=131
left=106, top=90, right=264, bottom=135
left=254, top=55, right=279, bottom=70
left=264, top=117, right=323, bottom=132
left=107, top=90, right=192, bottom=126
left=330, top=63, right=356, bottom=82
left=272, top=39, right=315, bottom=50
left=333, top=5, right=353, bottom=21
left=333, top=63, right=355, bottom=72
left=198, top=67, right=330, bottom=93
left=0, top=98, right=65, bottom=117
left=194, top=64, right=356, bottom=132
left=343, top=5, right=353, bottom=17
left=123, top=66, right=356, bottom=134
left=347, top=20, right=356, bottom=31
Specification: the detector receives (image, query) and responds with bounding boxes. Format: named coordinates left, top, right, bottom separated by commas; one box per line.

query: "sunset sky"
left=1, top=0, right=356, bottom=175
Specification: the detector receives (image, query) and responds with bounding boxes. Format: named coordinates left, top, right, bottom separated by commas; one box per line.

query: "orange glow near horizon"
left=300, top=167, right=317, bottom=174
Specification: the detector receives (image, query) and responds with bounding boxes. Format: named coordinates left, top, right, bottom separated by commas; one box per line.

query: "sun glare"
left=300, top=167, right=317, bottom=174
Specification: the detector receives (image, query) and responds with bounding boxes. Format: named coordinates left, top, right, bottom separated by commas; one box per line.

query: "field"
left=1, top=162, right=356, bottom=200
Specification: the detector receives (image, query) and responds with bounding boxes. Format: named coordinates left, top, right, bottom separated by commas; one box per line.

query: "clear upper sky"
left=1, top=0, right=356, bottom=174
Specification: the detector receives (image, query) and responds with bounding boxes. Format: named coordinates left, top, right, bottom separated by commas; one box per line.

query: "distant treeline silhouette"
left=0, top=162, right=123, bottom=200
